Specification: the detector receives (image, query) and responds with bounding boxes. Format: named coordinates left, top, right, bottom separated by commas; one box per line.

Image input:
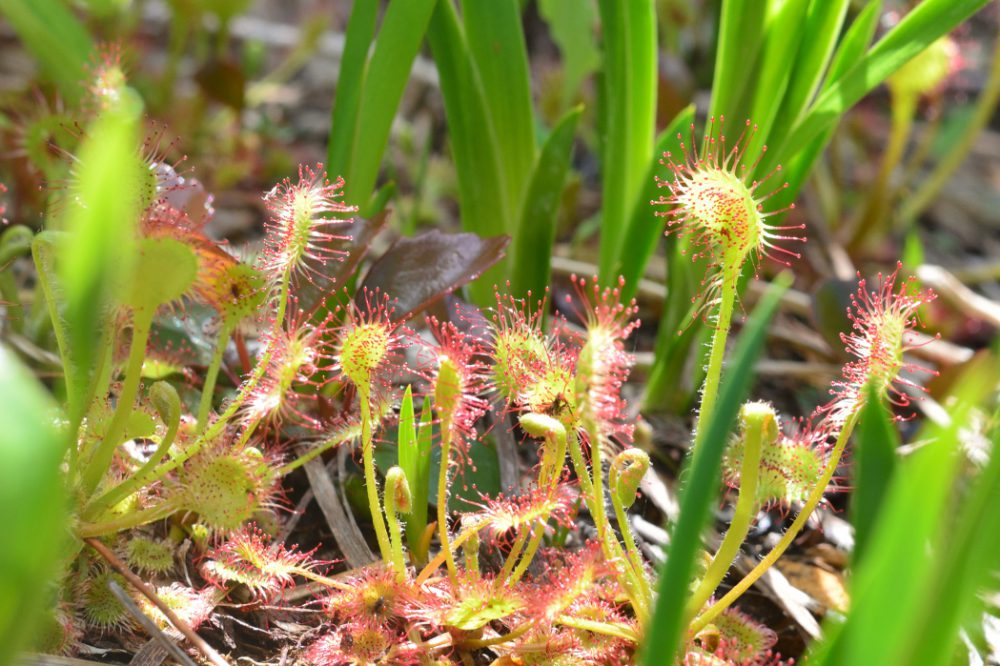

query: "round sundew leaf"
left=125, top=409, right=157, bottom=439
left=123, top=237, right=197, bottom=312
left=141, top=359, right=186, bottom=379
left=446, top=592, right=523, bottom=630
left=180, top=448, right=273, bottom=531
left=215, top=262, right=267, bottom=330
left=124, top=535, right=174, bottom=575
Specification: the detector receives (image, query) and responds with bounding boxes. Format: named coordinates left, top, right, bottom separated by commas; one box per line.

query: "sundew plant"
left=1, top=1, right=1000, bottom=665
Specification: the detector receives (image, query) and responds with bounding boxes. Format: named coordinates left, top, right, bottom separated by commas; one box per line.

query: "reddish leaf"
left=195, top=58, right=246, bottom=110
left=359, top=229, right=509, bottom=321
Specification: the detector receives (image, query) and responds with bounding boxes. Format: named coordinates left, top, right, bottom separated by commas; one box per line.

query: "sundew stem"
left=508, top=428, right=568, bottom=585
left=417, top=520, right=485, bottom=585
left=77, top=495, right=184, bottom=538
left=81, top=310, right=154, bottom=495
left=84, top=400, right=181, bottom=519
left=684, top=408, right=765, bottom=622
left=75, top=317, right=117, bottom=474
left=583, top=417, right=609, bottom=545
left=359, top=381, right=392, bottom=562
left=609, top=463, right=651, bottom=603
left=557, top=615, right=640, bottom=642
left=496, top=528, right=530, bottom=585
left=197, top=323, right=233, bottom=428
left=612, top=494, right=650, bottom=602
left=385, top=479, right=407, bottom=582
left=692, top=273, right=738, bottom=452
left=901, top=32, right=1000, bottom=224
left=103, top=272, right=295, bottom=501
left=437, top=414, right=459, bottom=583
left=850, top=92, right=916, bottom=250
left=293, top=568, right=353, bottom=592
left=277, top=424, right=360, bottom=476
left=509, top=522, right=545, bottom=584
left=459, top=621, right=534, bottom=649
left=567, top=430, right=646, bottom=617
left=691, top=408, right=862, bottom=633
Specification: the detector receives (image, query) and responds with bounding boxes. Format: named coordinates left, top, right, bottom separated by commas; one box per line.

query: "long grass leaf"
left=618, top=105, right=695, bottom=301
left=341, top=0, right=436, bottom=210
left=850, top=385, right=899, bottom=565
left=815, top=359, right=995, bottom=665
left=0, top=347, right=66, bottom=662
left=326, top=0, right=378, bottom=181
left=596, top=0, right=656, bottom=282
left=538, top=0, right=600, bottom=112
left=778, top=0, right=989, bottom=161
left=765, top=1, right=882, bottom=208
left=708, top=0, right=768, bottom=123
left=509, top=106, right=581, bottom=299
left=762, top=0, right=850, bottom=161
left=641, top=273, right=792, bottom=664
left=900, top=361, right=1000, bottom=665
left=461, top=0, right=536, bottom=227
left=426, top=1, right=510, bottom=303
left=0, top=0, right=93, bottom=103
left=743, top=0, right=809, bottom=158
left=59, top=109, right=139, bottom=419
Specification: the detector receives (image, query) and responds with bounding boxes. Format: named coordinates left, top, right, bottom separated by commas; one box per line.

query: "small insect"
left=550, top=392, right=573, bottom=420
left=371, top=596, right=386, bottom=616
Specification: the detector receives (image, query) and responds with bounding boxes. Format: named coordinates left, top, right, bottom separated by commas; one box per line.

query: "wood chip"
left=917, top=264, right=1000, bottom=328
left=302, top=450, right=375, bottom=568
left=775, top=559, right=849, bottom=615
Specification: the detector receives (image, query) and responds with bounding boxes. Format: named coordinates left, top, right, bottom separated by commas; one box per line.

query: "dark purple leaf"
left=195, top=58, right=246, bottom=110
left=359, top=229, right=509, bottom=321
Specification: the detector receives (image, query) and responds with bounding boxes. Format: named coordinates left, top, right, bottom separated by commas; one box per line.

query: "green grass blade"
left=617, top=105, right=695, bottom=301
left=0, top=347, right=66, bottom=663
left=59, top=108, right=139, bottom=419
left=744, top=0, right=809, bottom=155
left=337, top=0, right=436, bottom=210
left=778, top=0, right=989, bottom=161
left=461, top=0, right=536, bottom=227
left=761, top=0, right=850, bottom=160
left=708, top=0, right=768, bottom=123
left=764, top=1, right=882, bottom=208
left=822, top=1, right=884, bottom=86
left=326, top=0, right=378, bottom=181
left=850, top=385, right=899, bottom=565
left=31, top=232, right=74, bottom=401
left=426, top=1, right=510, bottom=302
left=815, top=360, right=995, bottom=666
left=596, top=0, right=656, bottom=282
left=641, top=273, right=792, bottom=664
left=743, top=0, right=809, bottom=158
left=0, top=0, right=93, bottom=103
left=398, top=387, right=432, bottom=559
left=900, top=370, right=1000, bottom=664
left=509, top=106, right=581, bottom=299
left=538, top=0, right=600, bottom=112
